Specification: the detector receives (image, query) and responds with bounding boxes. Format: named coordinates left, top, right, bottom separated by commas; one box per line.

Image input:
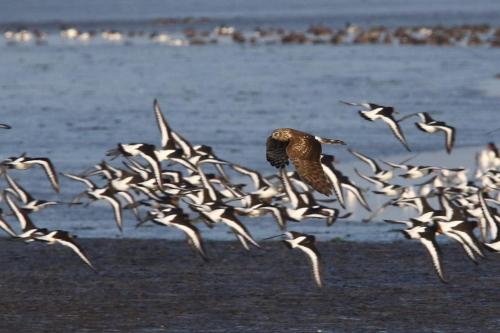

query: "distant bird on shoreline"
left=266, top=128, right=345, bottom=195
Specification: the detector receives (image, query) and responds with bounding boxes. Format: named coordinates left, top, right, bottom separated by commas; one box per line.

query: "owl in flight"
left=266, top=128, right=345, bottom=195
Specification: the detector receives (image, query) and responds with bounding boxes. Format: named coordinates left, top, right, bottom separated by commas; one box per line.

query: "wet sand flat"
left=1, top=238, right=500, bottom=332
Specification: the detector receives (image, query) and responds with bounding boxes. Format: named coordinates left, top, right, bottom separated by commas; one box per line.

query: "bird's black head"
left=321, top=154, right=335, bottom=164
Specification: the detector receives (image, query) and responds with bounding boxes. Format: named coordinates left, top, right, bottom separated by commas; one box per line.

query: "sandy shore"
left=1, top=238, right=500, bottom=332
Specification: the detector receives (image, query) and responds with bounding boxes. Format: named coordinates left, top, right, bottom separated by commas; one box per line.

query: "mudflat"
left=0, top=238, right=499, bottom=332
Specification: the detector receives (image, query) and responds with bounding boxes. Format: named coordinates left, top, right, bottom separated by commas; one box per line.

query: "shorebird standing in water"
left=266, top=128, right=345, bottom=195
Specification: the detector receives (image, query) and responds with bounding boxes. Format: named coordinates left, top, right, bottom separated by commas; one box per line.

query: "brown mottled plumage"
left=266, top=128, right=345, bottom=196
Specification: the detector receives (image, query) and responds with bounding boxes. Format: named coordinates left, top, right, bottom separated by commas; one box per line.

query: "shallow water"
left=0, top=2, right=499, bottom=240
left=1, top=44, right=498, bottom=166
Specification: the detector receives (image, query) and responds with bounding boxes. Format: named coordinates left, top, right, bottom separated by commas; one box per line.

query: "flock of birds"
left=0, top=149, right=96, bottom=271
left=3, top=23, right=500, bottom=47
left=0, top=100, right=499, bottom=288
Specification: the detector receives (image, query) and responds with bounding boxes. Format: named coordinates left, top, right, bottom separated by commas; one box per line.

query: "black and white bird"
left=0, top=123, right=11, bottom=129
left=230, top=163, right=279, bottom=199
left=280, top=168, right=349, bottom=226
left=0, top=209, right=17, bottom=237
left=318, top=155, right=346, bottom=208
left=184, top=165, right=229, bottom=205
left=4, top=193, right=48, bottom=241
left=62, top=173, right=125, bottom=232
left=401, top=222, right=447, bottom=283
left=36, top=230, right=96, bottom=271
left=282, top=231, right=323, bottom=288
left=4, top=174, right=73, bottom=213
left=321, top=155, right=371, bottom=211
left=107, top=143, right=164, bottom=191
left=399, top=112, right=455, bottom=154
left=482, top=200, right=500, bottom=252
left=382, top=161, right=440, bottom=180
left=478, top=190, right=500, bottom=242
left=348, top=148, right=393, bottom=181
left=141, top=207, right=208, bottom=261
left=485, top=236, right=500, bottom=252
left=392, top=195, right=435, bottom=216
left=153, top=99, right=229, bottom=177
left=1, top=154, right=60, bottom=192
left=4, top=192, right=95, bottom=271
left=84, top=160, right=122, bottom=179
left=354, top=168, right=405, bottom=196
left=476, top=142, right=499, bottom=173
left=341, top=100, right=411, bottom=151
left=119, top=159, right=191, bottom=197
left=153, top=99, right=177, bottom=151
left=190, top=202, right=260, bottom=250
left=256, top=204, right=291, bottom=230
left=426, top=194, right=485, bottom=264
left=435, top=218, right=484, bottom=265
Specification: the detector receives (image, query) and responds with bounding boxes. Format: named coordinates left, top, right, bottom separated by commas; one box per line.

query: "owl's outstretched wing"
left=286, top=134, right=333, bottom=195
left=266, top=136, right=289, bottom=168
left=291, top=158, right=333, bottom=196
